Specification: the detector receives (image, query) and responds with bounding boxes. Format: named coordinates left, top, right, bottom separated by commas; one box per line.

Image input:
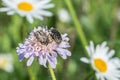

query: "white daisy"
left=0, top=54, right=14, bottom=72
left=80, top=41, right=120, bottom=80
left=0, top=0, right=54, bottom=23
left=58, top=8, right=71, bottom=23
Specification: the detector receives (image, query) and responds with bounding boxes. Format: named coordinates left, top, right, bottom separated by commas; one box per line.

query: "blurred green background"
left=0, top=0, right=120, bottom=80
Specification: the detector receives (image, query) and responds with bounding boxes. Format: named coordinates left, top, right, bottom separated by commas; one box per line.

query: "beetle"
left=49, top=28, right=62, bottom=44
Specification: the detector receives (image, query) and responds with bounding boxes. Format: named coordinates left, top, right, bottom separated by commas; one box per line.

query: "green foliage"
left=0, top=0, right=120, bottom=80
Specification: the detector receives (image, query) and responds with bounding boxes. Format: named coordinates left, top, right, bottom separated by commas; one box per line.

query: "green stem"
left=22, top=18, right=27, bottom=40
left=27, top=67, right=36, bottom=80
left=8, top=15, right=22, bottom=43
left=84, top=71, right=95, bottom=80
left=65, top=0, right=88, bottom=56
left=22, top=19, right=36, bottom=80
left=48, top=65, right=56, bottom=80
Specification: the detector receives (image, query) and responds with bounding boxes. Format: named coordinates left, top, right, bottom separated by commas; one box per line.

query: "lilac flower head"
left=16, top=26, right=71, bottom=68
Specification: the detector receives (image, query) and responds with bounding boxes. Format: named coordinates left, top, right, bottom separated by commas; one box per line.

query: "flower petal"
left=48, top=55, right=57, bottom=68
left=27, top=56, right=34, bottom=66
left=39, top=55, right=47, bottom=67
left=56, top=48, right=71, bottom=59
left=90, top=41, right=94, bottom=54
left=26, top=15, right=34, bottom=23
left=108, top=50, right=115, bottom=58
left=80, top=57, right=90, bottom=63
left=19, top=54, right=24, bottom=61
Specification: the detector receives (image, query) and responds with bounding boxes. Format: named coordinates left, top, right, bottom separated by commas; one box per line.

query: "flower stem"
left=110, top=7, right=118, bottom=46
left=8, top=15, right=22, bottom=43
left=84, top=71, right=95, bottom=80
left=22, top=18, right=27, bottom=40
left=65, top=0, right=88, bottom=49
left=65, top=0, right=87, bottom=47
left=27, top=67, right=36, bottom=80
left=48, top=65, right=56, bottom=80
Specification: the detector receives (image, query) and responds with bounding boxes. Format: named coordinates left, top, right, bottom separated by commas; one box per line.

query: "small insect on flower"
left=34, top=30, right=49, bottom=45
left=17, top=26, right=71, bottom=68
left=49, top=28, right=62, bottom=44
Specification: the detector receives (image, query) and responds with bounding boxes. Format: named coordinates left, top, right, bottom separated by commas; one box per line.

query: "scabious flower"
left=0, top=54, right=14, bottom=72
left=0, top=0, right=54, bottom=23
left=58, top=8, right=71, bottom=23
left=80, top=41, right=120, bottom=80
left=16, top=26, right=71, bottom=68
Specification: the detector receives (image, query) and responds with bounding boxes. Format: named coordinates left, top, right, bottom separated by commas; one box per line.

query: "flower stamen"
left=18, top=2, right=33, bottom=11
left=0, top=59, right=7, bottom=68
left=94, top=58, right=107, bottom=72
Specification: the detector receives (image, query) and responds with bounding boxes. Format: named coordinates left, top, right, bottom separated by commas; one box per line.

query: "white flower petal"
left=80, top=57, right=90, bottom=63
left=7, top=11, right=15, bottom=15
left=34, top=14, right=44, bottom=20
left=101, top=41, right=107, bottom=48
left=90, top=41, right=94, bottom=53
left=86, top=46, right=91, bottom=56
left=0, top=8, right=11, bottom=12
left=39, top=0, right=51, bottom=5
left=40, top=4, right=54, bottom=9
left=38, top=10, right=53, bottom=16
left=26, top=15, right=34, bottom=23
left=108, top=50, right=115, bottom=58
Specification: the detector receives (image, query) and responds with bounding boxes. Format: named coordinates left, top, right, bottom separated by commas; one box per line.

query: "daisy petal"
left=0, top=8, right=11, bottom=12
left=108, top=50, right=115, bottom=58
left=38, top=10, right=53, bottom=16
left=26, top=15, right=34, bottom=23
left=80, top=57, right=90, bottom=63
left=7, top=11, right=15, bottom=15
left=90, top=41, right=94, bottom=53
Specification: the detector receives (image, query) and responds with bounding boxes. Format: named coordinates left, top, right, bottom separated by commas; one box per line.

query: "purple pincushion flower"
left=16, top=26, right=71, bottom=68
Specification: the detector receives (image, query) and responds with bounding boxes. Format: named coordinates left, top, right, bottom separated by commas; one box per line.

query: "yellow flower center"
left=94, top=58, right=107, bottom=72
left=17, top=2, right=33, bottom=11
left=0, top=59, right=7, bottom=68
